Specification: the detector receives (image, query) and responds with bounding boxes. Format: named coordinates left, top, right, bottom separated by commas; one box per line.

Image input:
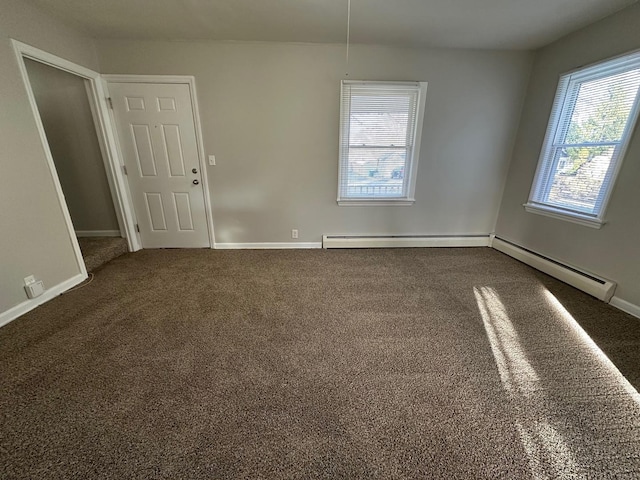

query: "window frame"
left=337, top=80, right=428, bottom=206
left=525, top=50, right=640, bottom=229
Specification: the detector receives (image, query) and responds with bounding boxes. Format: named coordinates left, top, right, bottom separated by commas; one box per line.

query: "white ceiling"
left=28, top=0, right=637, bottom=50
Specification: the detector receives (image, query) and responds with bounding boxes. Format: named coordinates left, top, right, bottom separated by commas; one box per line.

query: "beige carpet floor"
left=0, top=247, right=639, bottom=479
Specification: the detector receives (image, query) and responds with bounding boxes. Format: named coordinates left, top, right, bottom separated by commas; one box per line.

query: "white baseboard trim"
left=609, top=296, right=640, bottom=319
left=214, top=242, right=323, bottom=250
left=322, top=235, right=491, bottom=249
left=75, top=230, right=121, bottom=237
left=0, top=273, right=87, bottom=329
left=491, top=237, right=616, bottom=302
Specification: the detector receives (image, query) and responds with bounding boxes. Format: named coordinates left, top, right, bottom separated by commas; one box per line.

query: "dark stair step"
left=77, top=237, right=128, bottom=273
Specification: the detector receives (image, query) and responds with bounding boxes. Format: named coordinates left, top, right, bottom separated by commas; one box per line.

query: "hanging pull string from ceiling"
left=345, top=0, right=351, bottom=77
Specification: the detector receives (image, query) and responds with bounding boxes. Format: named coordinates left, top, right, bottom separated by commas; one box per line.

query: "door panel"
left=131, top=125, right=157, bottom=176
left=173, top=193, right=194, bottom=231
left=162, top=125, right=186, bottom=177
left=145, top=192, right=167, bottom=231
left=109, top=82, right=209, bottom=248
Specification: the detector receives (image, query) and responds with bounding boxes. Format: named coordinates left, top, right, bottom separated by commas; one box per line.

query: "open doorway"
left=12, top=39, right=142, bottom=287
left=24, top=59, right=128, bottom=272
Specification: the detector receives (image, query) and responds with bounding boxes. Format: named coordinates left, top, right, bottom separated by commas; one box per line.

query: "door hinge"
left=107, top=97, right=113, bottom=109
left=135, top=224, right=140, bottom=233
left=122, top=165, right=128, bottom=175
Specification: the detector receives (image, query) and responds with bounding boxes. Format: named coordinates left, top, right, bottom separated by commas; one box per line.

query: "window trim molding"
left=337, top=199, right=415, bottom=207
left=523, top=203, right=604, bottom=229
left=337, top=80, right=428, bottom=206
left=526, top=50, right=640, bottom=226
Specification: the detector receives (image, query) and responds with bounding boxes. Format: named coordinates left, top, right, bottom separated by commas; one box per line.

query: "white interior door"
left=108, top=82, right=210, bottom=248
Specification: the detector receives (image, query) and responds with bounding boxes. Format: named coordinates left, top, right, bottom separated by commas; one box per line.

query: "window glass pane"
left=349, top=93, right=411, bottom=147
left=338, top=82, right=425, bottom=202
left=565, top=69, right=640, bottom=145
left=546, top=145, right=615, bottom=214
left=345, top=147, right=406, bottom=198
left=529, top=52, right=640, bottom=222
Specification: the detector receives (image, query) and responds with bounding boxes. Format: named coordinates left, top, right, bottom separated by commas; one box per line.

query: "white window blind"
left=527, top=51, right=640, bottom=227
left=338, top=81, right=427, bottom=205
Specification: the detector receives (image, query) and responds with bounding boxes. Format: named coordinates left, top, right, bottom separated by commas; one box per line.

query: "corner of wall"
left=491, top=50, right=538, bottom=234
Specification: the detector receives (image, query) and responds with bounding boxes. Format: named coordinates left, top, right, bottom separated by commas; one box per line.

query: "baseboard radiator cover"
left=322, top=234, right=491, bottom=249
left=491, top=237, right=616, bottom=302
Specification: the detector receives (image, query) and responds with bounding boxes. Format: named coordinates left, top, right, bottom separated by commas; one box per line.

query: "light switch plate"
left=208, top=155, right=216, bottom=166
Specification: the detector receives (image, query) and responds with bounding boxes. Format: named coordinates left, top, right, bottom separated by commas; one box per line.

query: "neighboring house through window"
left=338, top=81, right=428, bottom=206
left=526, top=51, right=640, bottom=228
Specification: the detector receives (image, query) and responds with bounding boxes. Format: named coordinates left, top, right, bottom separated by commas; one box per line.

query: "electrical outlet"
left=291, top=229, right=299, bottom=239
left=25, top=281, right=45, bottom=299
left=23, top=275, right=45, bottom=299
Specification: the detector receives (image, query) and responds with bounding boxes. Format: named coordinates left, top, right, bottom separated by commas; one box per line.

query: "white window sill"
left=338, top=198, right=415, bottom=207
left=523, top=203, right=604, bottom=229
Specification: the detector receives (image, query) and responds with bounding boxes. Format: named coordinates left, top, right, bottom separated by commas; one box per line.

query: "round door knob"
left=193, top=179, right=200, bottom=185
left=192, top=168, right=198, bottom=174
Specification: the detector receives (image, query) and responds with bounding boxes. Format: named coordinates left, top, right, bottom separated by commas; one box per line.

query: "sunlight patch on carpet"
left=543, top=289, right=640, bottom=404
left=475, top=286, right=581, bottom=478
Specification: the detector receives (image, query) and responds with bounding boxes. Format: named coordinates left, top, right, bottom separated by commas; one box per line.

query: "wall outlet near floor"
left=291, top=229, right=299, bottom=239
left=24, top=275, right=45, bottom=299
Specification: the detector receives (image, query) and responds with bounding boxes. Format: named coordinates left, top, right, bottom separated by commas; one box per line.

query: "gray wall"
left=495, top=3, right=640, bottom=306
left=0, top=0, right=100, bottom=313
left=96, top=41, right=533, bottom=244
left=25, top=59, right=120, bottom=233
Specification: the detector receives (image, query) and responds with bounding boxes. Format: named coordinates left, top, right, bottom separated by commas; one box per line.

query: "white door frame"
left=11, top=40, right=142, bottom=262
left=103, top=75, right=216, bottom=248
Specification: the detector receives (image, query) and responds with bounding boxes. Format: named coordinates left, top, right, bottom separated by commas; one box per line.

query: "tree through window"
left=526, top=52, right=640, bottom=227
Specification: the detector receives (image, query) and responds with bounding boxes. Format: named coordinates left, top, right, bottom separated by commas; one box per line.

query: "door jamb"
left=102, top=75, right=216, bottom=248
left=11, top=40, right=142, bottom=255
left=83, top=80, right=126, bottom=236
